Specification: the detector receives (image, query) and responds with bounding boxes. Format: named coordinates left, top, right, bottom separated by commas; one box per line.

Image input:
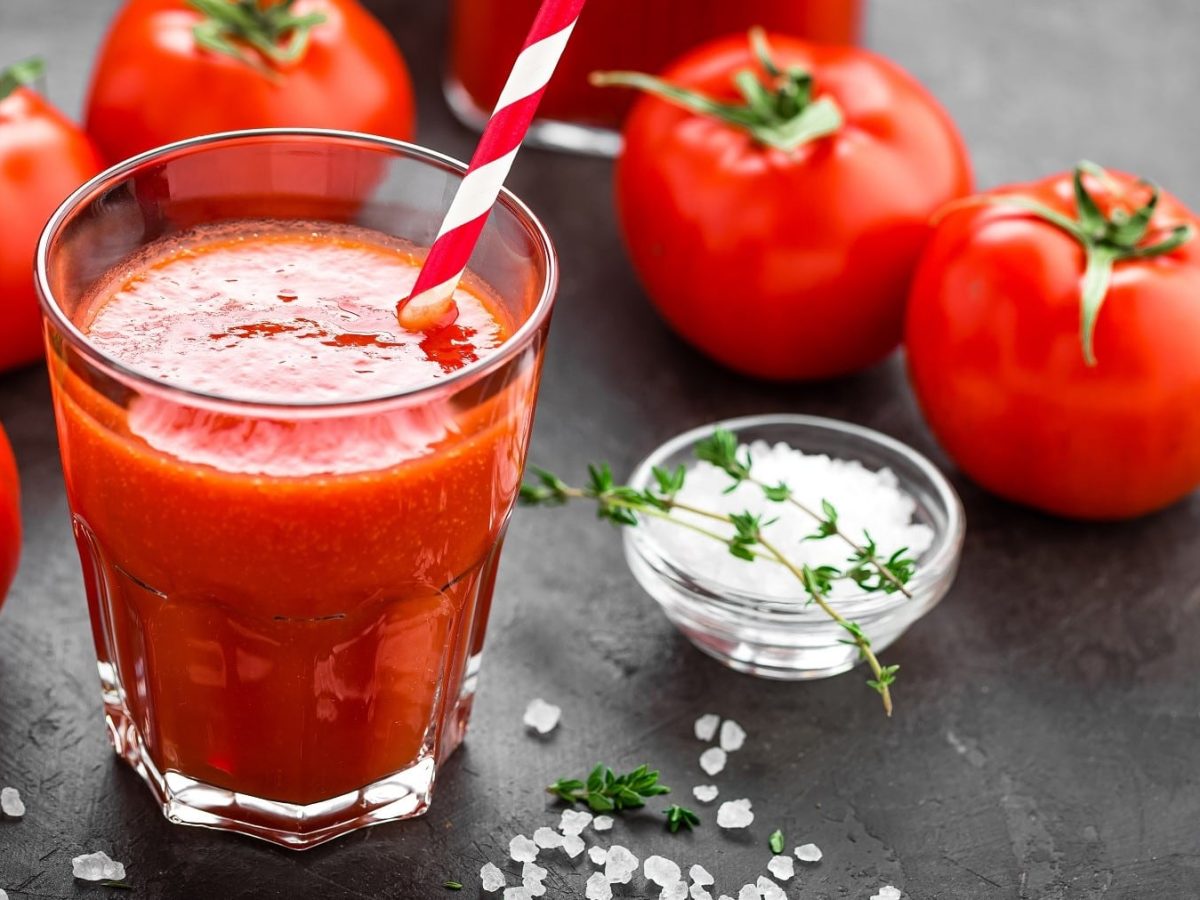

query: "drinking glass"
left=36, top=130, right=558, bottom=849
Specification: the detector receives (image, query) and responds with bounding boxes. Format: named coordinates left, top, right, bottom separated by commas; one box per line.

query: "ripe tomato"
left=0, top=60, right=104, bottom=373
left=906, top=163, right=1200, bottom=519
left=85, top=0, right=416, bottom=164
left=606, top=31, right=971, bottom=380
left=0, top=424, right=20, bottom=612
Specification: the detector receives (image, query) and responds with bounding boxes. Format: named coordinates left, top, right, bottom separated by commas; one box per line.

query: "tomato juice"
left=46, top=216, right=547, bottom=846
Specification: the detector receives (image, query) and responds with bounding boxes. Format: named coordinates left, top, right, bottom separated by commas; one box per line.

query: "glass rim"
left=34, top=127, right=560, bottom=416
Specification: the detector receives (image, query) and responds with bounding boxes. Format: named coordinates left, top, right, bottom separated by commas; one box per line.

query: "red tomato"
left=0, top=63, right=104, bottom=373
left=0, top=424, right=20, bottom=611
left=609, top=31, right=971, bottom=380
left=906, top=164, right=1200, bottom=519
left=85, top=0, right=416, bottom=164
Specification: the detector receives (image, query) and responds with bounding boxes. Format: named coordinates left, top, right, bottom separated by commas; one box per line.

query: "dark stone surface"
left=2, top=1, right=1199, bottom=898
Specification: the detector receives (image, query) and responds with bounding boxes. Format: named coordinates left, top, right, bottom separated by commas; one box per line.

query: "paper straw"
left=397, top=0, right=587, bottom=331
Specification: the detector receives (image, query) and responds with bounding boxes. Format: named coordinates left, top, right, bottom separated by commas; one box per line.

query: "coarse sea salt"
left=690, top=885, right=714, bottom=900
left=522, top=861, right=547, bottom=882
left=0, top=888, right=7, bottom=900
left=795, top=843, right=822, bottom=863
left=756, top=875, right=787, bottom=900
left=871, top=887, right=902, bottom=900
left=592, top=814, right=614, bottom=831
left=523, top=698, right=561, bottom=735
left=737, top=885, right=761, bottom=900
left=645, top=855, right=682, bottom=886
left=646, top=440, right=933, bottom=599
left=533, top=826, right=563, bottom=849
left=693, top=784, right=719, bottom=803
left=509, top=834, right=539, bottom=863
left=585, top=872, right=613, bottom=900
left=690, top=864, right=714, bottom=886
left=560, top=808, right=593, bottom=835
left=0, top=787, right=24, bottom=818
left=604, top=845, right=639, bottom=884
left=561, top=833, right=586, bottom=858
left=504, top=888, right=533, bottom=900
left=588, top=845, right=607, bottom=865
left=699, top=747, right=727, bottom=776
left=719, top=720, right=747, bottom=752
left=717, top=798, right=754, bottom=829
left=480, top=862, right=505, bottom=891
left=71, top=852, right=125, bottom=882
left=694, top=713, right=720, bottom=741
left=767, top=855, right=794, bottom=880
left=661, top=881, right=688, bottom=900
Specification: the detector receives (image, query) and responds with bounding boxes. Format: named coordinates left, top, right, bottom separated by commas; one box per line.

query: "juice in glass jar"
left=446, top=0, right=862, bottom=154
left=37, top=132, right=557, bottom=849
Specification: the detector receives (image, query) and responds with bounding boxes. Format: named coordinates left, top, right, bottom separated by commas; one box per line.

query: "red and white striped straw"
left=397, top=0, right=588, bottom=331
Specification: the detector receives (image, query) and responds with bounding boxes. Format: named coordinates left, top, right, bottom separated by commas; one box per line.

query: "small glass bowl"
left=623, top=414, right=965, bottom=680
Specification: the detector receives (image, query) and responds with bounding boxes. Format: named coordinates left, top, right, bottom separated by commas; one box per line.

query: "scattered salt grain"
left=504, top=888, right=533, bottom=900
left=690, top=885, right=714, bottom=900
left=716, top=798, right=754, bottom=829
left=645, top=855, right=682, bottom=886
left=561, top=833, right=586, bottom=858
left=0, top=889, right=7, bottom=900
left=692, top=784, right=719, bottom=803
left=588, top=845, right=607, bottom=865
left=592, top=814, right=614, bottom=832
left=522, top=862, right=547, bottom=882
left=1, top=787, right=24, bottom=818
left=661, top=881, right=688, bottom=900
left=509, top=834, right=539, bottom=863
left=585, top=872, right=613, bottom=900
left=690, top=864, right=714, bottom=886
left=871, top=887, right=902, bottom=900
left=737, top=885, right=761, bottom=900
left=694, top=713, right=720, bottom=741
left=523, top=878, right=546, bottom=898
left=719, top=719, right=747, bottom=752
left=718, top=896, right=735, bottom=900
left=795, top=843, right=823, bottom=863
left=533, top=826, right=563, bottom=849
left=604, top=845, right=639, bottom=884
left=480, top=862, right=505, bottom=891
left=756, top=875, right=787, bottom=900
left=699, top=747, right=727, bottom=776
left=560, top=808, right=593, bottom=835
left=523, top=698, right=561, bottom=735
left=767, top=855, right=794, bottom=881
left=647, top=440, right=934, bottom=600
left=71, top=851, right=125, bottom=882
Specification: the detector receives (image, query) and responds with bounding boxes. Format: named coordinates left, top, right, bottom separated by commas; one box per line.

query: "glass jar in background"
left=445, top=0, right=863, bottom=155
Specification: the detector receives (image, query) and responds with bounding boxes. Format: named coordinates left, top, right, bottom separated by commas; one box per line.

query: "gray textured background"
left=1, top=2, right=1199, bottom=898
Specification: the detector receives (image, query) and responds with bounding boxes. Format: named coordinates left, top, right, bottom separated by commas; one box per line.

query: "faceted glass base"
left=105, top=695, right=438, bottom=850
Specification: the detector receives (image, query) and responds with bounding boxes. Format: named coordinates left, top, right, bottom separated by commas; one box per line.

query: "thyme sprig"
left=664, top=804, right=700, bottom=833
left=520, top=429, right=918, bottom=715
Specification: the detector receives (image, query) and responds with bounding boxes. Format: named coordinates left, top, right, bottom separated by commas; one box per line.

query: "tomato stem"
left=0, top=57, right=45, bottom=103
left=590, top=28, right=843, bottom=153
left=188, top=0, right=326, bottom=69
left=981, top=161, right=1195, bottom=365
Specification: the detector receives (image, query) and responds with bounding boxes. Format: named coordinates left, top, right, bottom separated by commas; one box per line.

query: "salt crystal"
left=592, top=814, right=614, bottom=831
left=523, top=878, right=546, bottom=898
left=523, top=698, right=561, bottom=735
left=522, top=862, right=547, bottom=882
left=71, top=851, right=125, bottom=882
left=561, top=833, right=586, bottom=858
left=532, top=826, right=563, bottom=849
left=794, top=843, right=822, bottom=863
left=661, top=881, right=688, bottom=900
left=1, top=787, right=24, bottom=818
left=480, top=862, right=506, bottom=891
left=871, top=888, right=902, bottom=900
left=588, top=845, right=607, bottom=865
left=718, top=896, right=735, bottom=900
left=0, top=889, right=7, bottom=900
left=767, top=855, right=794, bottom=881
left=699, top=747, right=727, bottom=776
left=645, top=855, right=682, bottom=886
left=692, top=784, right=719, bottom=803
left=716, top=798, right=754, bottom=829
left=690, top=885, right=714, bottom=900
left=585, top=872, right=613, bottom=900
left=737, top=885, right=761, bottom=900
left=694, top=713, right=720, bottom=741
left=509, top=834, right=539, bottom=863
left=719, top=720, right=747, bottom=752
left=756, top=876, right=787, bottom=900
left=646, top=441, right=934, bottom=600
left=604, top=845, right=639, bottom=884
left=560, top=808, right=593, bottom=835
left=690, top=864, right=714, bottom=886
left=504, top=888, right=533, bottom=900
